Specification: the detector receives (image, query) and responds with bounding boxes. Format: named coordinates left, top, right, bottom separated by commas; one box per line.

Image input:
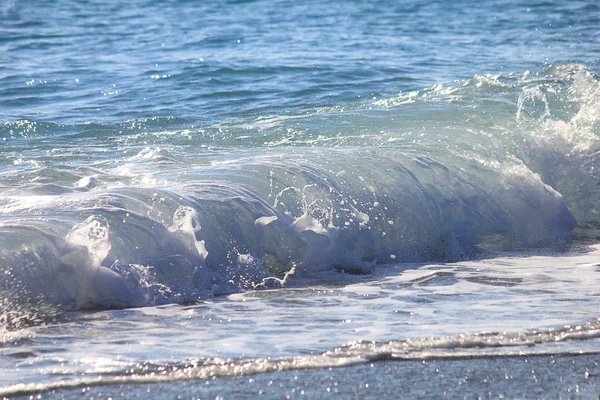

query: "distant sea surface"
left=1, top=0, right=600, bottom=398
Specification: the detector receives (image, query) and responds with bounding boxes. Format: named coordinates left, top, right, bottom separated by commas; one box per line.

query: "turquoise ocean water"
left=2, top=0, right=600, bottom=398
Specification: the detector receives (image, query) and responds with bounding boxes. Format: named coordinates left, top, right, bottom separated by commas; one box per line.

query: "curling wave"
left=1, top=64, right=599, bottom=313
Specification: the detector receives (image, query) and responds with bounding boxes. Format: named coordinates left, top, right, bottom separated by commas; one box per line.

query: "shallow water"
left=30, top=354, right=600, bottom=399
left=1, top=0, right=600, bottom=397
left=2, top=246, right=600, bottom=397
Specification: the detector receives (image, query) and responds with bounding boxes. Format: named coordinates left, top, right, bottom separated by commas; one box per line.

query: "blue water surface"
left=2, top=0, right=598, bottom=126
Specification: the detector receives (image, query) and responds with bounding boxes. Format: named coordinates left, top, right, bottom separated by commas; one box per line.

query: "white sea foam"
left=0, top=65, right=598, bottom=314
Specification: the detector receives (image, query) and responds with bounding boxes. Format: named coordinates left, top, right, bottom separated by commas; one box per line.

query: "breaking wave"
left=1, top=64, right=599, bottom=314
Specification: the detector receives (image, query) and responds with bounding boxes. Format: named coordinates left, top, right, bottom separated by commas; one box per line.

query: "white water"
left=4, top=66, right=600, bottom=313
left=2, top=65, right=600, bottom=397
left=1, top=244, right=600, bottom=396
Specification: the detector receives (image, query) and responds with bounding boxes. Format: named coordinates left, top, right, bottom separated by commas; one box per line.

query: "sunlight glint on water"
left=1, top=0, right=600, bottom=397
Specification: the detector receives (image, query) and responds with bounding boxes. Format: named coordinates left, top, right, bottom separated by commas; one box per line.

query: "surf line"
left=2, top=321, right=599, bottom=397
